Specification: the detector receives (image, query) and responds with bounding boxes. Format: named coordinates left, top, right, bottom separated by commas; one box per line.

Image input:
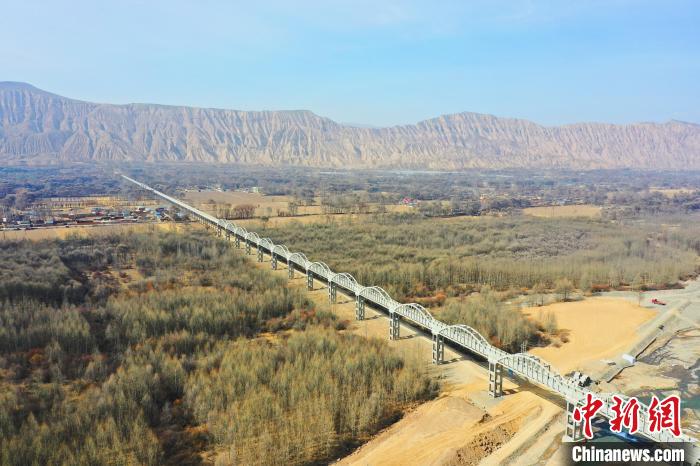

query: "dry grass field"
left=183, top=190, right=315, bottom=215
left=235, top=210, right=410, bottom=228
left=522, top=204, right=602, bottom=218
left=184, top=189, right=410, bottom=219
left=0, top=222, right=188, bottom=241
left=183, top=190, right=325, bottom=215
left=649, top=187, right=696, bottom=197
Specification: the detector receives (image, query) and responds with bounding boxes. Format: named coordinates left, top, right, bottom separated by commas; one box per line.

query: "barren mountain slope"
left=1, top=82, right=699, bottom=168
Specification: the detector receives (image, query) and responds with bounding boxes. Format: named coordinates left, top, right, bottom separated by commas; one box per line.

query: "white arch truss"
left=288, top=252, right=309, bottom=269
left=329, top=272, right=359, bottom=293
left=358, top=286, right=395, bottom=309
left=438, top=324, right=490, bottom=348
left=307, top=261, right=332, bottom=280
left=272, top=244, right=290, bottom=259
left=391, top=303, right=435, bottom=328
left=245, top=231, right=261, bottom=244
left=259, top=237, right=275, bottom=251
left=358, top=286, right=392, bottom=301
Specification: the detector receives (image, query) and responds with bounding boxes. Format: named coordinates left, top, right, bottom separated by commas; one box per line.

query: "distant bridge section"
left=121, top=174, right=698, bottom=453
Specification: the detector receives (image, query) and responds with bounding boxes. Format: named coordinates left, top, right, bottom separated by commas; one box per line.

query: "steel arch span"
left=358, top=285, right=391, bottom=301
left=218, top=219, right=234, bottom=230
left=245, top=231, right=261, bottom=245
left=307, top=261, right=332, bottom=280
left=391, top=303, right=435, bottom=329
left=329, top=272, right=359, bottom=293
left=272, top=244, right=290, bottom=259
left=437, top=324, right=492, bottom=356
left=288, top=252, right=309, bottom=267
left=259, top=237, right=275, bottom=252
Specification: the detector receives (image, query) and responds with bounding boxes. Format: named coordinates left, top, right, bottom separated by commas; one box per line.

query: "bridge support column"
left=328, top=283, right=337, bottom=304
left=257, top=248, right=264, bottom=262
left=488, top=361, right=503, bottom=398
left=389, top=312, right=400, bottom=340
left=225, top=231, right=231, bottom=242
left=307, top=273, right=314, bottom=290
left=271, top=255, right=278, bottom=270
left=235, top=236, right=241, bottom=248
left=355, top=296, right=365, bottom=320
left=217, top=226, right=223, bottom=237
left=245, top=242, right=251, bottom=255
left=432, top=334, right=444, bottom=365
left=564, top=401, right=584, bottom=442
left=288, top=264, right=295, bottom=279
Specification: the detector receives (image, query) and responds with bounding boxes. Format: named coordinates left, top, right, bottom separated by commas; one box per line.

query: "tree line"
left=0, top=229, right=436, bottom=465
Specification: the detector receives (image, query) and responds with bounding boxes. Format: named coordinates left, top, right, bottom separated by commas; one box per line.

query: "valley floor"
left=6, top=222, right=697, bottom=464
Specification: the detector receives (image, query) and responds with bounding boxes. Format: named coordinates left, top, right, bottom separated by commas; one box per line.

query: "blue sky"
left=1, top=0, right=698, bottom=126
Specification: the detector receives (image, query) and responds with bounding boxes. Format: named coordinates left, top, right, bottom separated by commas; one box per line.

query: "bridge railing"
left=122, top=175, right=698, bottom=449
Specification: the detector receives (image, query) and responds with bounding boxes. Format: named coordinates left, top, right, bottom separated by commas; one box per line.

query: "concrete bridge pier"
left=257, top=248, right=264, bottom=262
left=271, top=255, right=278, bottom=270
left=288, top=264, right=295, bottom=279
left=328, top=283, right=337, bottom=303
left=235, top=237, right=241, bottom=248
left=225, top=231, right=231, bottom=241
left=432, top=333, right=444, bottom=365
left=564, top=401, right=584, bottom=442
left=389, top=312, right=400, bottom=340
left=307, top=273, right=314, bottom=290
left=355, top=296, right=365, bottom=320
left=488, top=360, right=503, bottom=398
left=245, top=242, right=251, bottom=255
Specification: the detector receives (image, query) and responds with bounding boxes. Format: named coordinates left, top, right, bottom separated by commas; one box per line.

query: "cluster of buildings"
left=1, top=204, right=186, bottom=230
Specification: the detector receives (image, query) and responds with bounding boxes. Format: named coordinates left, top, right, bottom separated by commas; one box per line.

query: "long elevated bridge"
left=122, top=174, right=697, bottom=454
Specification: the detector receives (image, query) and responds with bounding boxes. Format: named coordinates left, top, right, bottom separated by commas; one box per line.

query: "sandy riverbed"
left=524, top=298, right=657, bottom=375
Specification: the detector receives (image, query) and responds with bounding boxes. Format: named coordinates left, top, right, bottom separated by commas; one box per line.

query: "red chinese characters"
left=573, top=393, right=604, bottom=439
left=574, top=393, right=683, bottom=439
left=610, top=395, right=640, bottom=434
left=648, top=395, right=681, bottom=437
